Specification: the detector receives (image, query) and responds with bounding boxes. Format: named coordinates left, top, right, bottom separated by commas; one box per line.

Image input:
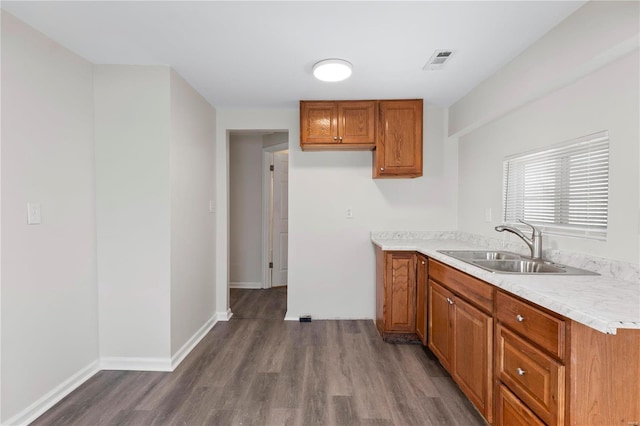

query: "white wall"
left=453, top=1, right=640, bottom=264
left=229, top=134, right=263, bottom=286
left=216, top=106, right=457, bottom=319
left=94, top=65, right=172, bottom=361
left=449, top=1, right=640, bottom=137
left=457, top=50, right=639, bottom=263
left=169, top=70, right=216, bottom=355
left=1, top=12, right=98, bottom=422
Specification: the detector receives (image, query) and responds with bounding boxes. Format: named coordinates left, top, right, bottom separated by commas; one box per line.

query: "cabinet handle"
left=516, top=367, right=526, bottom=376
left=516, top=314, right=525, bottom=322
left=333, top=136, right=338, bottom=141
left=446, top=297, right=454, bottom=305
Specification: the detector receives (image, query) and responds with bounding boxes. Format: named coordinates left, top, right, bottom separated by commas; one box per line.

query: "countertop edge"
left=371, top=237, right=640, bottom=335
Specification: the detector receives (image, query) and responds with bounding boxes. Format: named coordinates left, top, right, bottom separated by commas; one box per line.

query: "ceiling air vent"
left=423, top=50, right=454, bottom=71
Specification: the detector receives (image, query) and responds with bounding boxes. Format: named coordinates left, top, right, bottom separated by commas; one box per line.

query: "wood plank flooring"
left=32, top=288, right=486, bottom=425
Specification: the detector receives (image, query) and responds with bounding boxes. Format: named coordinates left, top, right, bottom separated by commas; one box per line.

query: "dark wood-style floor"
left=32, top=287, right=485, bottom=425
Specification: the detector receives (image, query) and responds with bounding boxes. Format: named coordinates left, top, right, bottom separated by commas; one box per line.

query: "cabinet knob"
left=516, top=367, right=526, bottom=376
left=446, top=297, right=454, bottom=305
left=516, top=314, right=525, bottom=322
left=339, top=136, right=343, bottom=142
left=333, top=136, right=338, bottom=141
left=380, top=167, right=384, bottom=171
left=421, top=260, right=425, bottom=265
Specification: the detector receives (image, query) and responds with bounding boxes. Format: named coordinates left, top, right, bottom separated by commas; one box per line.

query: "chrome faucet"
left=495, top=219, right=543, bottom=260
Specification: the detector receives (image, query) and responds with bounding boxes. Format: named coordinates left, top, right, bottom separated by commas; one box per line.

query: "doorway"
left=228, top=131, right=288, bottom=294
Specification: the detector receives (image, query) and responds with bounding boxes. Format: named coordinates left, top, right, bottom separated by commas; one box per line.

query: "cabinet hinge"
left=269, top=262, right=273, bottom=268
left=270, top=165, right=274, bottom=171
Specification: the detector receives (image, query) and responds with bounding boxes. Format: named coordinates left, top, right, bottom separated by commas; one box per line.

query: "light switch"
left=27, top=202, right=41, bottom=225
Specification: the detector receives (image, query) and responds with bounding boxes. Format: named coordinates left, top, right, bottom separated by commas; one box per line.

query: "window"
left=502, top=131, right=609, bottom=240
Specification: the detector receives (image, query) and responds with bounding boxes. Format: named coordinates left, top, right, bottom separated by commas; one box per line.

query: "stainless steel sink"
left=437, top=250, right=598, bottom=275
left=438, top=250, right=521, bottom=260
left=472, top=259, right=564, bottom=273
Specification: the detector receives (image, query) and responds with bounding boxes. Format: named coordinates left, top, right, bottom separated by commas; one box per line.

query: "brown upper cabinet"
left=300, top=101, right=377, bottom=150
left=300, top=99, right=424, bottom=178
left=373, top=99, right=423, bottom=178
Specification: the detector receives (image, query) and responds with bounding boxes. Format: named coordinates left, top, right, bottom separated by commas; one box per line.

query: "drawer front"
left=496, top=384, right=545, bottom=426
left=497, top=325, right=565, bottom=426
left=428, top=259, right=494, bottom=313
left=496, top=291, right=565, bottom=359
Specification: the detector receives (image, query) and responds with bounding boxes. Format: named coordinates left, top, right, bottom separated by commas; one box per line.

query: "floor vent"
left=299, top=315, right=312, bottom=323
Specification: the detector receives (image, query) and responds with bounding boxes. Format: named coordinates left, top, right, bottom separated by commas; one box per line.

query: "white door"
left=271, top=150, right=288, bottom=287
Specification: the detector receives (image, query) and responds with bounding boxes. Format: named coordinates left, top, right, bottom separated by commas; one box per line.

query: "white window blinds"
left=503, top=131, right=609, bottom=240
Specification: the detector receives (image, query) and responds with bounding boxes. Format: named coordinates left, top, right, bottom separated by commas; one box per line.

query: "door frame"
left=261, top=142, right=288, bottom=289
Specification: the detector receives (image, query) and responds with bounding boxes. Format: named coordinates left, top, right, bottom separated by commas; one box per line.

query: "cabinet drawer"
left=496, top=291, right=566, bottom=359
left=496, top=384, right=545, bottom=426
left=428, top=259, right=493, bottom=313
left=497, top=325, right=565, bottom=426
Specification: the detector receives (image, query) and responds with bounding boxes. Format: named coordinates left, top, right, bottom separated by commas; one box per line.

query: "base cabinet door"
left=415, top=254, right=428, bottom=345
left=376, top=248, right=418, bottom=339
left=428, top=260, right=494, bottom=423
left=428, top=279, right=454, bottom=370
left=385, top=252, right=417, bottom=332
left=452, top=296, right=492, bottom=420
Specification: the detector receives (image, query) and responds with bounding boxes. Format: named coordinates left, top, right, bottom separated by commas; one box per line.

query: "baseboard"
left=216, top=308, right=233, bottom=321
left=99, top=356, right=172, bottom=372
left=229, top=281, right=262, bottom=289
left=5, top=315, right=222, bottom=425
left=171, top=312, right=217, bottom=370
left=4, top=360, right=99, bottom=426
left=284, top=311, right=299, bottom=321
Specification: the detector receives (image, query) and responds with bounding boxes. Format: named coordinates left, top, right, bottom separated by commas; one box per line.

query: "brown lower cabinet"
left=375, top=248, right=416, bottom=339
left=496, top=290, right=640, bottom=426
left=376, top=250, right=640, bottom=426
left=428, top=260, right=493, bottom=422
left=375, top=248, right=428, bottom=342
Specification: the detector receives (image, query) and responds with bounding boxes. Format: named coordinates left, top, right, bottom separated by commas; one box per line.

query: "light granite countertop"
left=371, top=232, right=640, bottom=335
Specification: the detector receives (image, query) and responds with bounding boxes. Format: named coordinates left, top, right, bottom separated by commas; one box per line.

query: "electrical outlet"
left=27, top=203, right=41, bottom=225
left=346, top=208, right=353, bottom=219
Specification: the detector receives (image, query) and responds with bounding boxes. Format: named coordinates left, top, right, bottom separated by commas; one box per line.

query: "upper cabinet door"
left=300, top=101, right=338, bottom=145
left=374, top=99, right=423, bottom=178
left=337, top=101, right=376, bottom=145
left=300, top=101, right=376, bottom=150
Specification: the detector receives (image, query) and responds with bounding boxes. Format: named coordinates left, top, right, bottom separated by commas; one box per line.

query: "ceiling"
left=2, top=1, right=587, bottom=109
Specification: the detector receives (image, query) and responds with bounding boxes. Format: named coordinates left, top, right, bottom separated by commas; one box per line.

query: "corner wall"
left=94, top=65, right=172, bottom=363
left=1, top=12, right=98, bottom=423
left=169, top=70, right=216, bottom=356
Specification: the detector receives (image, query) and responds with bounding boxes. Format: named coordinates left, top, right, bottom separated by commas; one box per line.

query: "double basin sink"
left=438, top=250, right=598, bottom=275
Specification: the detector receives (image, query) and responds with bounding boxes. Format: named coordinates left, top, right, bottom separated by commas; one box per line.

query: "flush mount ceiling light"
left=313, top=59, right=352, bottom=82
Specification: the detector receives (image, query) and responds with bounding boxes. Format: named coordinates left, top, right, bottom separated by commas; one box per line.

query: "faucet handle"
left=517, top=219, right=542, bottom=236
